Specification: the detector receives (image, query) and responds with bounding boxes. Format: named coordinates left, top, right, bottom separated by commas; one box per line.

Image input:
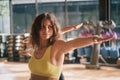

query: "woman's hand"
left=19, top=49, right=32, bottom=56
left=73, top=23, right=83, bottom=30
left=61, top=23, right=83, bottom=34
left=93, top=33, right=116, bottom=44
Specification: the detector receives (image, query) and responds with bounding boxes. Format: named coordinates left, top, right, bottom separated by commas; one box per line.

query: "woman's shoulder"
left=51, top=40, right=65, bottom=49
left=54, top=40, right=65, bottom=45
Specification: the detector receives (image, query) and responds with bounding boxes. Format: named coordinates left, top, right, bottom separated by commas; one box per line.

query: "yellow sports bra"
left=28, top=46, right=62, bottom=79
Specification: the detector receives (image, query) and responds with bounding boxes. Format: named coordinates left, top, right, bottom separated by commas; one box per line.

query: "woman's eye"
left=48, top=25, right=52, bottom=29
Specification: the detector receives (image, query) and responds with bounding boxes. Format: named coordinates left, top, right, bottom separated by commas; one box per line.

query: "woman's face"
left=39, top=19, right=53, bottom=40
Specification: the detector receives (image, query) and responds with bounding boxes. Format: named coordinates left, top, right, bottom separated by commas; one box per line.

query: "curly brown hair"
left=30, top=12, right=61, bottom=49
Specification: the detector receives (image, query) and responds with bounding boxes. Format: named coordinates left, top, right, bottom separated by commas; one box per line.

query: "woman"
left=21, top=22, right=83, bottom=80
left=21, top=12, right=115, bottom=80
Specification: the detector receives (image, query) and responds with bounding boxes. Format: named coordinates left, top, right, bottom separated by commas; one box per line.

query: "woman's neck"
left=40, top=40, right=48, bottom=48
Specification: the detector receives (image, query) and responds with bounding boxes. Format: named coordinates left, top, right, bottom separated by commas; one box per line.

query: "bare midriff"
left=30, top=74, right=59, bottom=80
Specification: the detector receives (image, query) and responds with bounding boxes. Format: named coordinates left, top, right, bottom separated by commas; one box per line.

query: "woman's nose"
left=44, top=27, right=49, bottom=32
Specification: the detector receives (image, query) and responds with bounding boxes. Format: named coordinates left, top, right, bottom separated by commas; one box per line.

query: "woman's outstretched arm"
left=57, top=35, right=115, bottom=55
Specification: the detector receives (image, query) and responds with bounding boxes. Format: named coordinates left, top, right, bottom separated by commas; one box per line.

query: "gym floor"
left=0, top=58, right=120, bottom=80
